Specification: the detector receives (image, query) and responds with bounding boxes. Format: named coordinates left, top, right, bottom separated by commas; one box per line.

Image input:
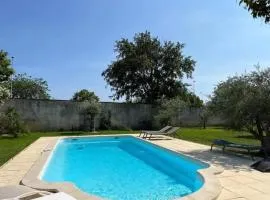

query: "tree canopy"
left=0, top=50, right=14, bottom=104
left=102, top=31, right=196, bottom=104
left=209, top=67, right=270, bottom=144
left=71, top=89, right=99, bottom=102
left=11, top=73, right=50, bottom=99
left=0, top=50, right=14, bottom=82
left=240, top=0, right=270, bottom=23
left=182, top=91, right=203, bottom=108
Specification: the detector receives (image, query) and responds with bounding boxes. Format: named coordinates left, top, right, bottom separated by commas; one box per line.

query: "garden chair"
left=210, top=139, right=260, bottom=160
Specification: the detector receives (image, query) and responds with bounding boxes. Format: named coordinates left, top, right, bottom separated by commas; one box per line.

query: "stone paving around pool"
left=0, top=134, right=270, bottom=200
left=150, top=137, right=270, bottom=200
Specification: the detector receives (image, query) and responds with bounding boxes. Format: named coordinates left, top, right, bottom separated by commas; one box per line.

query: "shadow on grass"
left=148, top=137, right=173, bottom=141
left=206, top=126, right=230, bottom=130
left=57, top=131, right=134, bottom=136
left=236, top=135, right=257, bottom=140
left=191, top=126, right=230, bottom=130
left=59, top=132, right=86, bottom=136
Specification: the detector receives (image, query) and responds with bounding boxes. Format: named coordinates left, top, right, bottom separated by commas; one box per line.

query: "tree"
left=84, top=102, right=101, bottom=132
left=0, top=50, right=14, bottom=104
left=240, top=0, right=270, bottom=23
left=11, top=73, right=50, bottom=99
left=71, top=89, right=99, bottom=102
left=0, top=50, right=14, bottom=82
left=102, top=31, right=196, bottom=104
left=199, top=103, right=211, bottom=129
left=72, top=89, right=100, bottom=131
left=209, top=67, right=270, bottom=145
left=155, top=96, right=187, bottom=126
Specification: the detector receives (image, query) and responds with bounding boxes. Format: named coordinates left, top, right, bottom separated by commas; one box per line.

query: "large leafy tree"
left=71, top=89, right=99, bottom=102
left=0, top=50, right=14, bottom=103
left=102, top=31, right=196, bottom=104
left=240, top=0, right=270, bottom=23
left=209, top=67, right=270, bottom=145
left=11, top=73, right=50, bottom=99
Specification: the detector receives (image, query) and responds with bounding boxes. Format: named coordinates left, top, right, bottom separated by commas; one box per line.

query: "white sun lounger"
left=0, top=185, right=76, bottom=200
left=146, top=127, right=180, bottom=139
left=0, top=185, right=46, bottom=200
left=139, top=125, right=172, bottom=138
left=28, top=192, right=76, bottom=200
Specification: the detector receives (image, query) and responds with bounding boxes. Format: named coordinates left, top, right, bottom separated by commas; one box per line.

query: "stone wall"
left=0, top=99, right=224, bottom=131
left=0, top=99, right=155, bottom=131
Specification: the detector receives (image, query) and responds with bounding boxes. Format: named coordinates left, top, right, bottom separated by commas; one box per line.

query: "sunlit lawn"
left=176, top=127, right=259, bottom=146
left=0, top=130, right=135, bottom=166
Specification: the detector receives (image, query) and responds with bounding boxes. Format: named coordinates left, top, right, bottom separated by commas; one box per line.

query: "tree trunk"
left=90, top=114, right=96, bottom=132
left=203, top=119, right=206, bottom=129
left=255, top=115, right=264, bottom=146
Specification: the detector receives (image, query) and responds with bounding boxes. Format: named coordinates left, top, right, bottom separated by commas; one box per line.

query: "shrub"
left=0, top=85, right=10, bottom=105
left=155, top=96, right=187, bottom=126
left=0, top=107, right=25, bottom=137
left=99, top=110, right=112, bottom=130
left=138, top=120, right=153, bottom=130
left=84, top=101, right=101, bottom=132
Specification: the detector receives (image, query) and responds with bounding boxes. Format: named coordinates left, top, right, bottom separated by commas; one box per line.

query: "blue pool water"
left=41, top=136, right=208, bottom=200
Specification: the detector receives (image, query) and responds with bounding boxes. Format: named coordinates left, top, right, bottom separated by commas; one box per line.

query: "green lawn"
left=175, top=127, right=260, bottom=146
left=0, top=128, right=260, bottom=167
left=0, top=130, right=134, bottom=167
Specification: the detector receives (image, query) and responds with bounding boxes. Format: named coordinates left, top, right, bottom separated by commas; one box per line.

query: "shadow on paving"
left=148, top=137, right=173, bottom=141
left=176, top=148, right=257, bottom=172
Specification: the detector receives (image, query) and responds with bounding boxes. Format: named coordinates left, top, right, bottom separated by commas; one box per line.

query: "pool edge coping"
left=21, top=134, right=222, bottom=200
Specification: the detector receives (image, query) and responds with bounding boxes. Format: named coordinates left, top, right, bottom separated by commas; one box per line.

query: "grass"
left=175, top=127, right=260, bottom=146
left=0, top=127, right=260, bottom=167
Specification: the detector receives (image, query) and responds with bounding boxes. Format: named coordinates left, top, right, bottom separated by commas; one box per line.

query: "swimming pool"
left=41, top=136, right=208, bottom=200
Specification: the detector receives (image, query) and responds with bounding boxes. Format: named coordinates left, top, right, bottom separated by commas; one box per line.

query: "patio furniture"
left=0, top=185, right=49, bottom=200
left=0, top=185, right=76, bottom=200
left=210, top=139, right=260, bottom=160
left=139, top=125, right=172, bottom=138
left=146, top=127, right=180, bottom=139
left=27, top=192, right=76, bottom=200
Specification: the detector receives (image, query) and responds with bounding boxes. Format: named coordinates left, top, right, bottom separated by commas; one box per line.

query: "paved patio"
left=150, top=137, right=270, bottom=200
left=0, top=135, right=270, bottom=200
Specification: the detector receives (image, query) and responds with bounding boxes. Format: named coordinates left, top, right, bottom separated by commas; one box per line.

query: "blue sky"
left=1, top=0, right=270, bottom=101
